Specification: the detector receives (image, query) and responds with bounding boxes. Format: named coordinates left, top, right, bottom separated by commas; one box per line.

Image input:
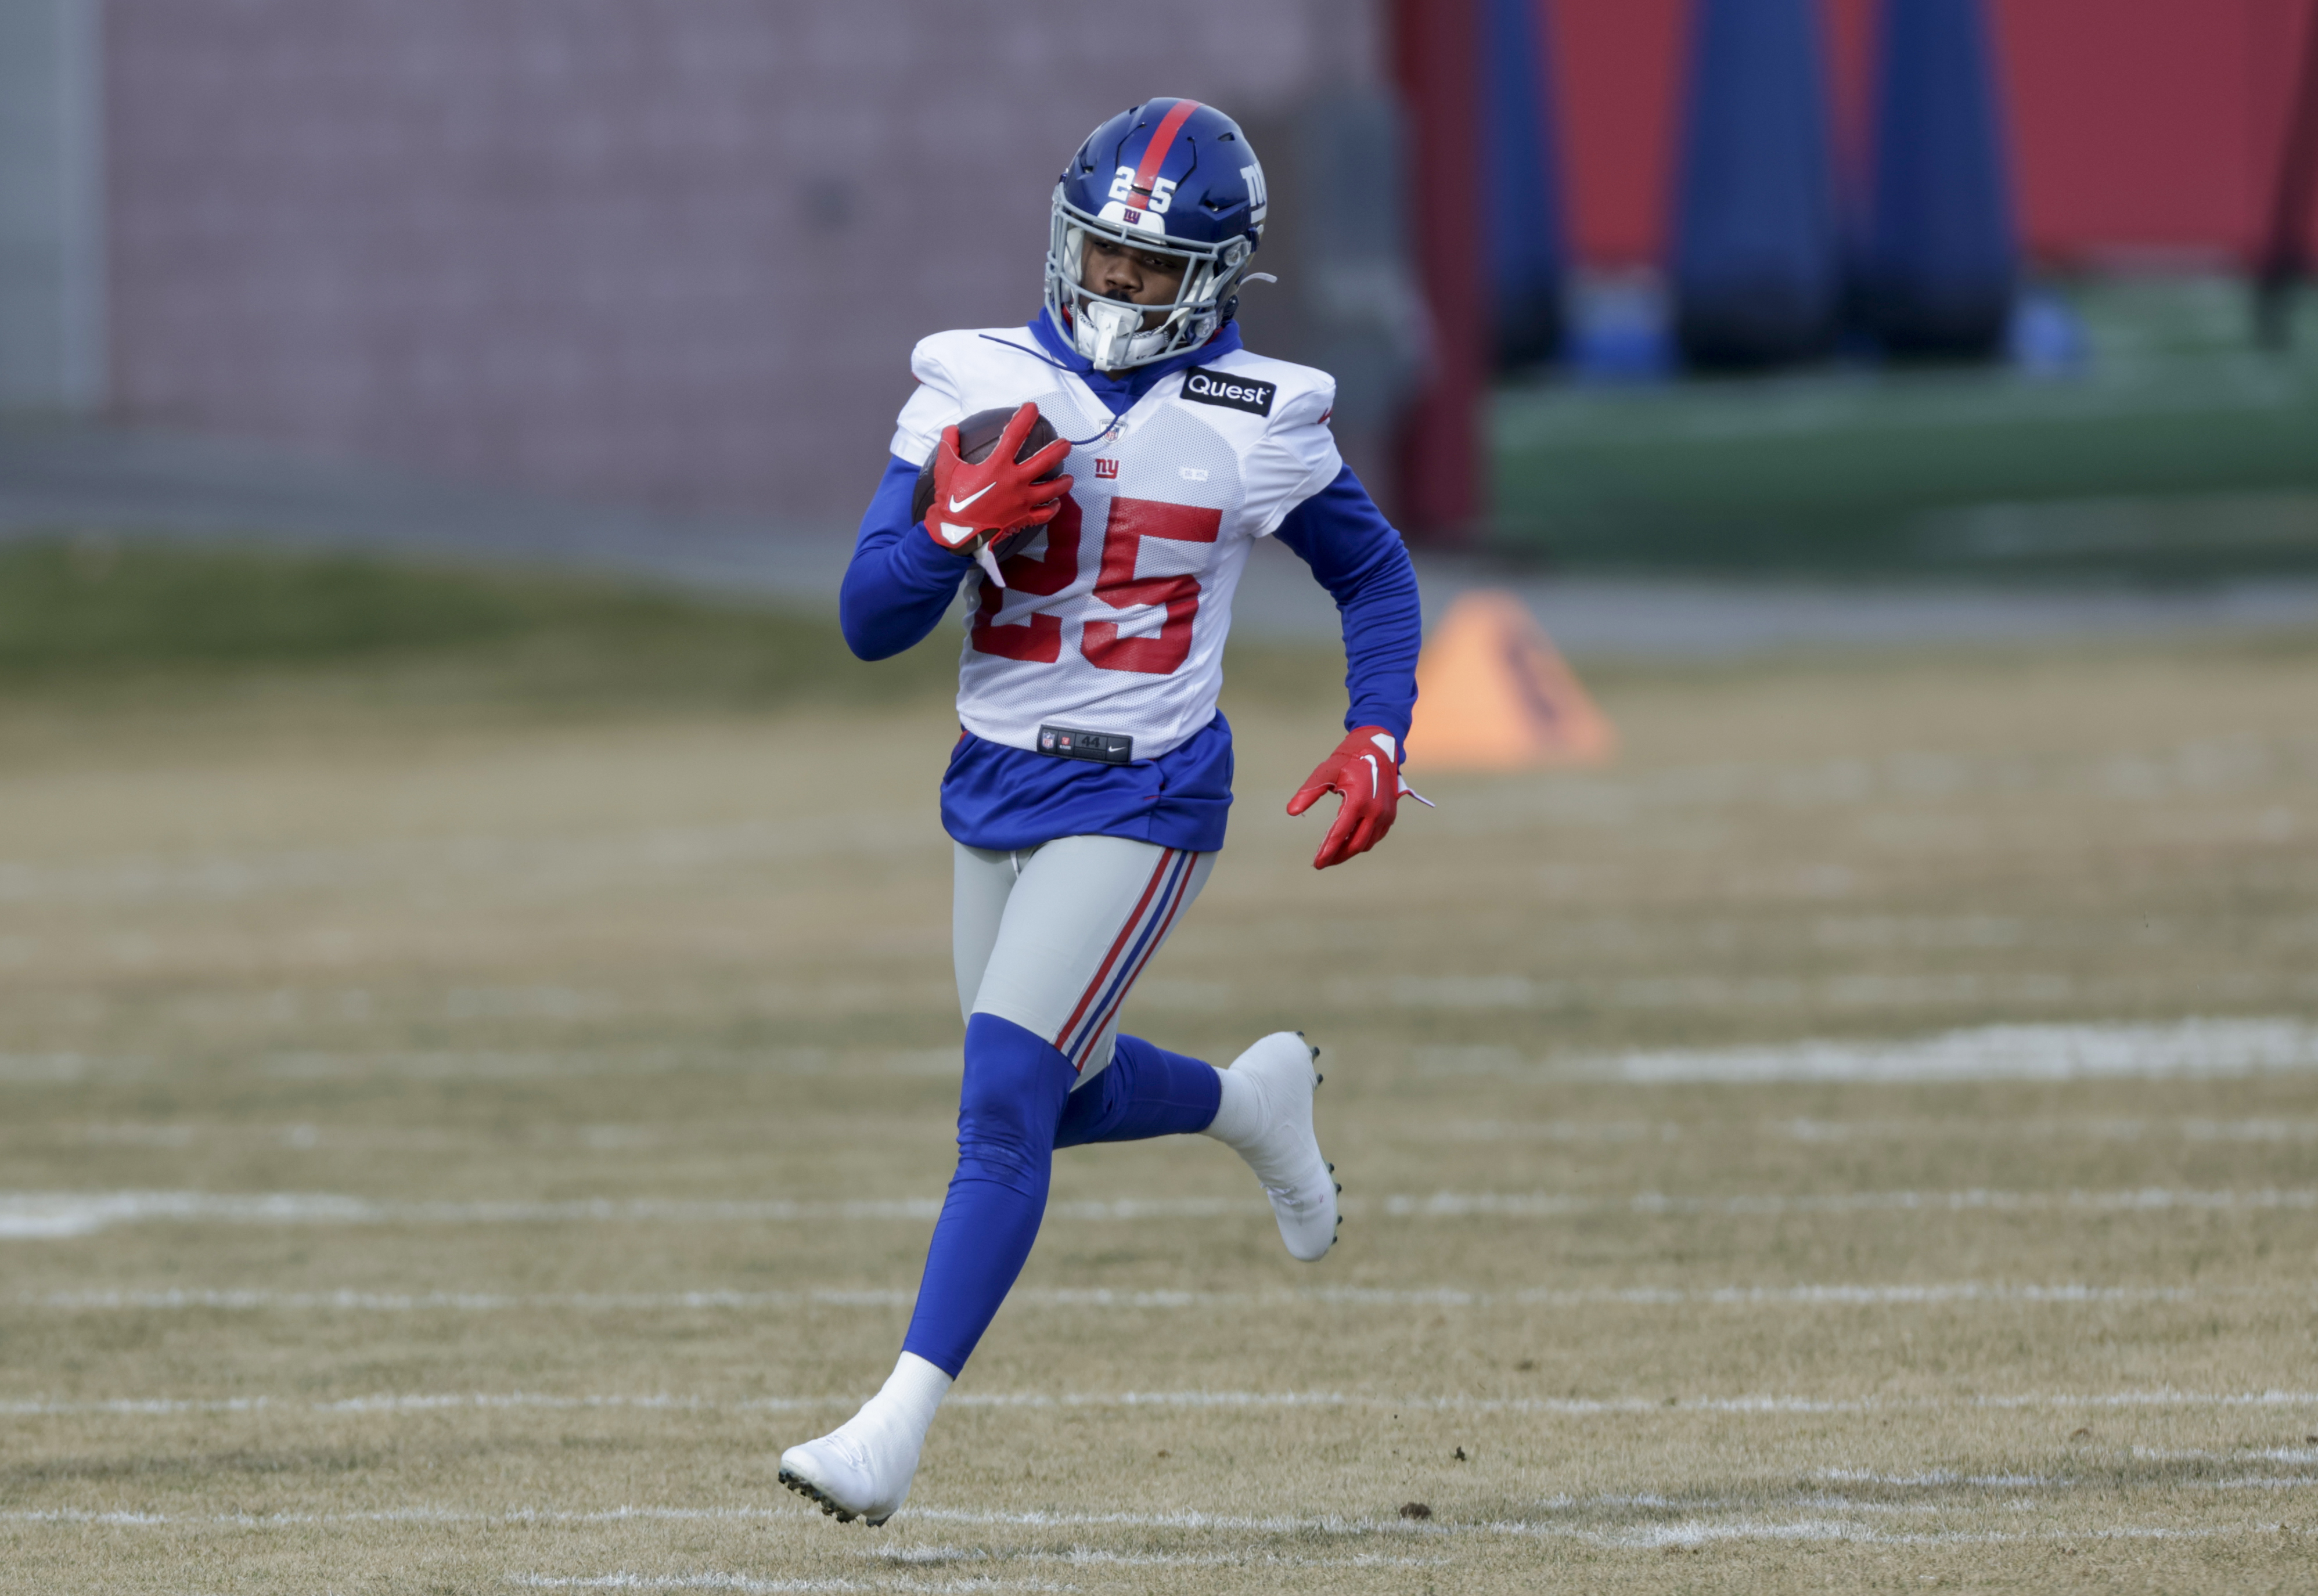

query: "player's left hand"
left=1286, top=726, right=1428, bottom=870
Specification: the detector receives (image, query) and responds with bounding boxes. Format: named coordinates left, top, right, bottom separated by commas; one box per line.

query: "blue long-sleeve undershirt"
left=838, top=457, right=969, bottom=662
left=1272, top=466, right=1422, bottom=743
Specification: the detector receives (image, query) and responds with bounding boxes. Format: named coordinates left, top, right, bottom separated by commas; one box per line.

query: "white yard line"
left=507, top=1578, right=1066, bottom=1594
left=1820, top=1469, right=2053, bottom=1488
left=1370, top=972, right=2101, bottom=1013
left=3, top=1502, right=2307, bottom=1550
left=1525, top=1282, right=2208, bottom=1305
left=9, top=1186, right=2315, bottom=1238
left=1772, top=1115, right=2318, bottom=1143
left=8, top=1389, right=2318, bottom=1421
left=0, top=1193, right=1275, bottom=1238
left=507, top=1543, right=1453, bottom=1587
left=0, top=815, right=934, bottom=909
left=1556, top=1519, right=2301, bottom=1550
left=1383, top=1188, right=2318, bottom=1217
left=20, top=1280, right=2219, bottom=1314
left=0, top=1053, right=147, bottom=1084
left=26, top=1288, right=914, bottom=1312
left=47, top=1110, right=2318, bottom=1152
left=853, top=1546, right=1444, bottom=1569
left=1435, top=1019, right=2318, bottom=1084
left=1806, top=1470, right=2318, bottom=1493
left=1431, top=1115, right=2318, bottom=1143
left=2210, top=1477, right=2318, bottom=1490
left=5, top=1505, right=793, bottom=1526
left=256, top=1050, right=965, bottom=1082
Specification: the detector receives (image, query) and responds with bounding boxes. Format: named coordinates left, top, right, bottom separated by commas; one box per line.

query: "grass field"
left=3, top=545, right=2316, bottom=1592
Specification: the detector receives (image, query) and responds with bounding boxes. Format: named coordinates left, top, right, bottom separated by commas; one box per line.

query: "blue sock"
left=899, top=1013, right=1075, bottom=1379
left=1055, top=1033, right=1221, bottom=1147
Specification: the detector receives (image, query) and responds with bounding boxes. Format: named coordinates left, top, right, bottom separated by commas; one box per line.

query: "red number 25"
left=970, top=496, right=1221, bottom=676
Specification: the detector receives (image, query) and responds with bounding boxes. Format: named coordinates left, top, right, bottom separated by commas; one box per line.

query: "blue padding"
left=900, top=1013, right=1075, bottom=1377
left=1486, top=0, right=1567, bottom=369
left=1865, top=0, right=2016, bottom=356
left=1056, top=1033, right=1221, bottom=1147
left=1671, top=0, right=1843, bottom=367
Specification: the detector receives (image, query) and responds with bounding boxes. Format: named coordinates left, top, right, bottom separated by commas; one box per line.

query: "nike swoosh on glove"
left=922, top=402, right=1074, bottom=559
left=1285, top=726, right=1430, bottom=870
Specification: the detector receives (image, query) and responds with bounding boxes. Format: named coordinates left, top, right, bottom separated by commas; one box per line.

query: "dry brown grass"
left=3, top=624, right=2315, bottom=1593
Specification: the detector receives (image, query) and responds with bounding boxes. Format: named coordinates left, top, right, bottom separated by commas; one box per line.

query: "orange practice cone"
left=1408, top=589, right=1617, bottom=772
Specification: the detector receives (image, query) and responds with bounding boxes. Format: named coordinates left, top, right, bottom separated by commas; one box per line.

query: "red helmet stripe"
left=1128, top=99, right=1202, bottom=205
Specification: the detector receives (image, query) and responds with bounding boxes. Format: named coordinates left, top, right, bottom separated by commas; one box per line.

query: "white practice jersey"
left=891, top=327, right=1342, bottom=760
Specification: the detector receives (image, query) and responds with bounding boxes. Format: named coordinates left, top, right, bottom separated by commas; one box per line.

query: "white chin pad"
left=1077, top=300, right=1141, bottom=368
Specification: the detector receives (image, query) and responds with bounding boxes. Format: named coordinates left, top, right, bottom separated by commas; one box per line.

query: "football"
left=909, top=406, right=1066, bottom=549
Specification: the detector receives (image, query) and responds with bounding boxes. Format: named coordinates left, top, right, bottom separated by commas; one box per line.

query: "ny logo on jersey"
left=1108, top=165, right=1177, bottom=213
left=1094, top=458, right=1120, bottom=479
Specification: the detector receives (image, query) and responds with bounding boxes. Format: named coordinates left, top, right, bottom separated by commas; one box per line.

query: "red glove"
left=1286, top=726, right=1427, bottom=870
left=922, top=402, right=1074, bottom=559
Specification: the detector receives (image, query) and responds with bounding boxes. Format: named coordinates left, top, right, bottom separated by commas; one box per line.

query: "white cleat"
left=779, top=1414, right=919, bottom=1527
left=779, top=1353, right=949, bottom=1526
left=1216, top=1030, right=1340, bottom=1262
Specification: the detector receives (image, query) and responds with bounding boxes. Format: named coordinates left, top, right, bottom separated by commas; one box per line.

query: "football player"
left=779, top=99, right=1423, bottom=1525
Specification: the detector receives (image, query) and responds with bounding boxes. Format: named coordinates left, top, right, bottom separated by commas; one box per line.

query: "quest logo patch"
left=1179, top=366, right=1276, bottom=417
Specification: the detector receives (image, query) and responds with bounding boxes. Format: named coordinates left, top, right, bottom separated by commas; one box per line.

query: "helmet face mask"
left=1042, top=100, right=1266, bottom=371
left=1046, top=201, right=1251, bottom=369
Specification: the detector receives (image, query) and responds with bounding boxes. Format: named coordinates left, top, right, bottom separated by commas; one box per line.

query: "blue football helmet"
left=1045, top=99, right=1269, bottom=370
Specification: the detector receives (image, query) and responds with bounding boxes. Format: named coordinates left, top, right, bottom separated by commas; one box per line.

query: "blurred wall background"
left=0, top=0, right=105, bottom=411
left=79, top=0, right=1376, bottom=520
left=3, top=0, right=2315, bottom=544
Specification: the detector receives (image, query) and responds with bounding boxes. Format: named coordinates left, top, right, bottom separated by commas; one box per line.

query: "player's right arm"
left=838, top=341, right=1072, bottom=662
left=838, top=456, right=976, bottom=661
left=839, top=338, right=978, bottom=661
left=1245, top=376, right=1424, bottom=869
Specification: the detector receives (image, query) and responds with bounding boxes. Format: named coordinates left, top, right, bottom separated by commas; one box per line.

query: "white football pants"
left=953, top=836, right=1217, bottom=1082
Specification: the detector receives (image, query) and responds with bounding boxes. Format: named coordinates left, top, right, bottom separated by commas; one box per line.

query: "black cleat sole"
left=779, top=1467, right=890, bottom=1527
